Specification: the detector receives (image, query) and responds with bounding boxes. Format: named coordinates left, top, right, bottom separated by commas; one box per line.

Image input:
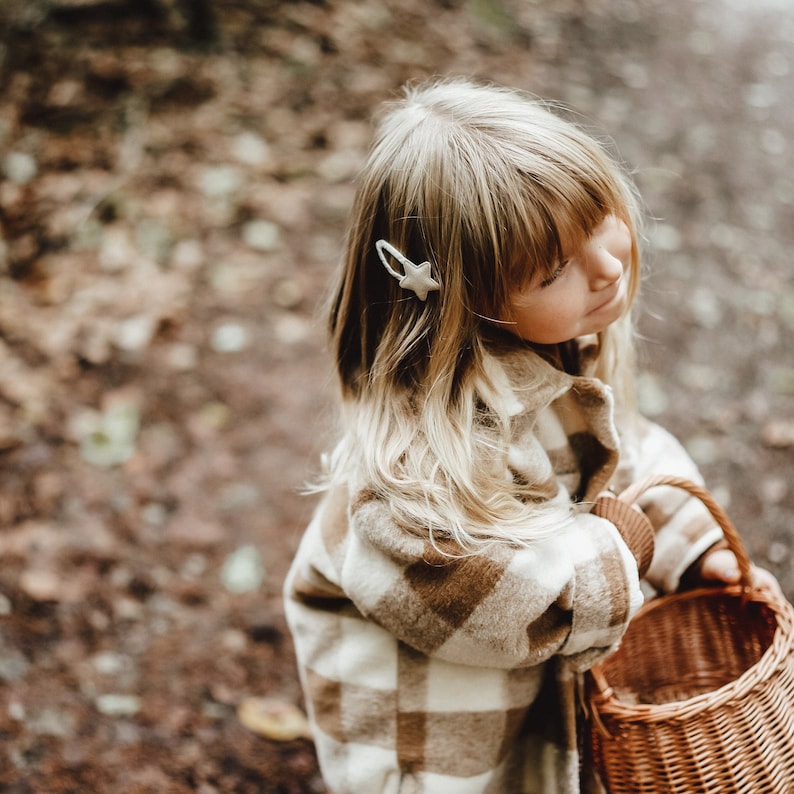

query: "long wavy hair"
left=322, top=78, right=643, bottom=548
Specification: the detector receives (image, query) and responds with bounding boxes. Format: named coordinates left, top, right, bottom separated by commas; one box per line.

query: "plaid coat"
left=284, top=345, right=723, bottom=794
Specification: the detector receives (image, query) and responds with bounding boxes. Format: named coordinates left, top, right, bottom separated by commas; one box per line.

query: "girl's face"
left=501, top=215, right=632, bottom=344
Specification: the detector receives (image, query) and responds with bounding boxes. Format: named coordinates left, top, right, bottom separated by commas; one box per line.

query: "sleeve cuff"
left=592, top=493, right=655, bottom=578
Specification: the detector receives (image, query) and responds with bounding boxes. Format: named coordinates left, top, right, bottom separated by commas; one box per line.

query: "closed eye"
left=539, top=260, right=569, bottom=288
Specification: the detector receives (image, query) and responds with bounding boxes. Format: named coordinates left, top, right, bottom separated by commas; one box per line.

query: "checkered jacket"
left=284, top=346, right=723, bottom=793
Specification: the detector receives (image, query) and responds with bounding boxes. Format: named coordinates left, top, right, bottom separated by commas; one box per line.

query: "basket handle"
left=617, top=475, right=754, bottom=589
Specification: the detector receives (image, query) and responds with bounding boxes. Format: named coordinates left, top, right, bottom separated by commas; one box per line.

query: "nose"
left=587, top=246, right=624, bottom=291
left=584, top=216, right=629, bottom=290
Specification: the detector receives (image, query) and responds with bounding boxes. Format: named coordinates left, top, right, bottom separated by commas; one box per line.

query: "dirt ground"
left=0, top=0, right=792, bottom=791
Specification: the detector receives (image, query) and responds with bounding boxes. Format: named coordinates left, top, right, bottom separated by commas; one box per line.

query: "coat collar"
left=485, top=338, right=621, bottom=503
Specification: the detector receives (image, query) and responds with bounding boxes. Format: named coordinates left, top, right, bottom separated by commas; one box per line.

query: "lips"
left=589, top=281, right=625, bottom=315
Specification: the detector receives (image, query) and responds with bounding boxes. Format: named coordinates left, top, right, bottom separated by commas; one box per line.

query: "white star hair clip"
left=375, top=240, right=440, bottom=302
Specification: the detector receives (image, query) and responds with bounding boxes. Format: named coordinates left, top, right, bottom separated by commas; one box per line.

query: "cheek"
left=614, top=221, right=634, bottom=264
left=515, top=304, right=576, bottom=343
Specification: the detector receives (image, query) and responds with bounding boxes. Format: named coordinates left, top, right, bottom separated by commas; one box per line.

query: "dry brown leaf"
left=236, top=697, right=312, bottom=741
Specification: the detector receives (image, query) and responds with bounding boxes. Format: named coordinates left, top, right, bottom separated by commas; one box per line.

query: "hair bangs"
left=506, top=155, right=632, bottom=293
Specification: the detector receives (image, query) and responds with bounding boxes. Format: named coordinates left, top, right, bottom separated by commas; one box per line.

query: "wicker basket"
left=586, top=475, right=794, bottom=793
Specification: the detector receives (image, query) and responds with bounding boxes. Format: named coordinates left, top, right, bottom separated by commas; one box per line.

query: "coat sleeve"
left=337, top=491, right=645, bottom=672
left=620, top=416, right=725, bottom=594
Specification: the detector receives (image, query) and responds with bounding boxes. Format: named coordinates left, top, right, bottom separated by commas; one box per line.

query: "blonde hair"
left=323, top=78, right=643, bottom=548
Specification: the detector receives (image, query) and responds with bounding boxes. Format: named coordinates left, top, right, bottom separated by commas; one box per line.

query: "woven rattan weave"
left=586, top=475, right=794, bottom=793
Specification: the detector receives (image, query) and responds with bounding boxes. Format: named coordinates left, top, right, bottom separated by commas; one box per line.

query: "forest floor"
left=0, top=0, right=792, bottom=791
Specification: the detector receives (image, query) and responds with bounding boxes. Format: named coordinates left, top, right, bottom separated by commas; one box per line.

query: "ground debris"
left=0, top=0, right=792, bottom=791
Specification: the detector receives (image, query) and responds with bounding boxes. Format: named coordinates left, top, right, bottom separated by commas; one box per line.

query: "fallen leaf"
left=237, top=697, right=311, bottom=741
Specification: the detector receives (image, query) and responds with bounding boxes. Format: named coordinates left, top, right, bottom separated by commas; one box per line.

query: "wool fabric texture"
left=284, top=343, right=724, bottom=794
left=592, top=494, right=656, bottom=578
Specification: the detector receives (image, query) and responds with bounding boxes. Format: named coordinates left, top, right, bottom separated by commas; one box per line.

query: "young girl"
left=283, top=78, right=780, bottom=794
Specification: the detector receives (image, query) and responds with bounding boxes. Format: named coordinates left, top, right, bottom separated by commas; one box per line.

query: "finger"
left=699, top=549, right=741, bottom=584
left=750, top=566, right=784, bottom=598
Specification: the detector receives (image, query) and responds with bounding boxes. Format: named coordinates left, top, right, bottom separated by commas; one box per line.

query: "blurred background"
left=0, top=0, right=792, bottom=790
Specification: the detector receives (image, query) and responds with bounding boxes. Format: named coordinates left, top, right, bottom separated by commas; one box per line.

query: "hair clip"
left=375, top=240, right=440, bottom=302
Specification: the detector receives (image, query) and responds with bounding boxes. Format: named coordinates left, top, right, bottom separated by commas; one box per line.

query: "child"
left=283, top=78, right=780, bottom=794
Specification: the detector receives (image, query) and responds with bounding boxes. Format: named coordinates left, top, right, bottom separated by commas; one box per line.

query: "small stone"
left=102, top=402, right=141, bottom=440
left=29, top=707, right=76, bottom=737
left=116, top=315, right=159, bottom=352
left=195, top=402, right=232, bottom=432
left=211, top=323, right=249, bottom=353
left=242, top=220, right=280, bottom=252
left=95, top=694, right=141, bottom=717
left=48, top=79, right=82, bottom=106
left=92, top=651, right=129, bottom=675
left=19, top=569, right=61, bottom=602
left=220, top=545, right=265, bottom=594
left=4, top=151, right=37, bottom=185
left=200, top=166, right=244, bottom=199
left=0, top=646, right=30, bottom=682
left=135, top=219, right=172, bottom=262
left=141, top=502, right=168, bottom=528
left=79, top=402, right=140, bottom=468
left=221, top=628, right=248, bottom=653
left=233, top=131, right=270, bottom=166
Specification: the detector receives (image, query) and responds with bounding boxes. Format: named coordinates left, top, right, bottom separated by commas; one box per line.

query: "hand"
left=699, top=547, right=784, bottom=599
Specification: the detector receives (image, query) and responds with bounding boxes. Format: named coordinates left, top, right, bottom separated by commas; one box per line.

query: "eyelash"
left=540, top=260, right=569, bottom=288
